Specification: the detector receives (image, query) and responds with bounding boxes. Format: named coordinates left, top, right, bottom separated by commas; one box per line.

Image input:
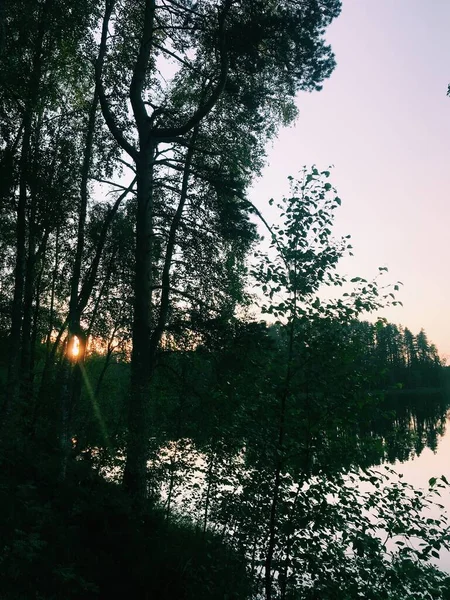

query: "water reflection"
left=298, top=389, right=450, bottom=476
left=363, top=389, right=449, bottom=466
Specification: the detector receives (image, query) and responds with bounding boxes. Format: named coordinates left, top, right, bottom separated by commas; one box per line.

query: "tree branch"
left=77, top=177, right=136, bottom=315
left=130, top=0, right=156, bottom=138
left=95, top=0, right=138, bottom=160
left=153, top=42, right=207, bottom=77
left=150, top=126, right=199, bottom=356
left=152, top=0, right=232, bottom=140
left=93, top=178, right=137, bottom=194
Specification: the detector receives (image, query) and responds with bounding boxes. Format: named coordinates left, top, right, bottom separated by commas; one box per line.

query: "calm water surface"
left=383, top=392, right=450, bottom=572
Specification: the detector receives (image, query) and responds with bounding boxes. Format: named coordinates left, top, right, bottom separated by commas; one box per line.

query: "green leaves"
left=252, top=168, right=348, bottom=315
left=253, top=167, right=404, bottom=330
left=236, top=168, right=450, bottom=597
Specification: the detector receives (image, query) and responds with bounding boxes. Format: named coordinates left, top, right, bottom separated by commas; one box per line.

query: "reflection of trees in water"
left=146, top=385, right=450, bottom=600
left=279, top=390, right=450, bottom=479
left=290, top=390, right=450, bottom=476
left=105, top=336, right=450, bottom=600
left=356, top=390, right=449, bottom=467
left=143, top=334, right=450, bottom=488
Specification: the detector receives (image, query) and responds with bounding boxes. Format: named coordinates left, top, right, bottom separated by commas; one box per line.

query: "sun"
left=70, top=335, right=80, bottom=359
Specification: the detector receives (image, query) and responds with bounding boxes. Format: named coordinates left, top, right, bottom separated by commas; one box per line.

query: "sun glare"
left=71, top=335, right=80, bottom=359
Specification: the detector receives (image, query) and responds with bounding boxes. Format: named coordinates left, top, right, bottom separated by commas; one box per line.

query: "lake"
left=376, top=389, right=450, bottom=572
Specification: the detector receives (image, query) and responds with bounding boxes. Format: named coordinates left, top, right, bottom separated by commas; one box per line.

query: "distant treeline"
left=348, top=320, right=443, bottom=389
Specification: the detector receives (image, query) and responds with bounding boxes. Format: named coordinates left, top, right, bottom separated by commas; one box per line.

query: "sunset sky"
left=250, top=0, right=450, bottom=358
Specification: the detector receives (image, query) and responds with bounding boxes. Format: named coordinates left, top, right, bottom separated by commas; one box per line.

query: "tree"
left=141, top=168, right=449, bottom=600
left=0, top=0, right=100, bottom=421
left=251, top=168, right=404, bottom=599
left=94, top=0, right=342, bottom=502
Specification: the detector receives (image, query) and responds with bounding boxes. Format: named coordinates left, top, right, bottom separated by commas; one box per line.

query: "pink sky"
left=250, top=0, right=450, bottom=359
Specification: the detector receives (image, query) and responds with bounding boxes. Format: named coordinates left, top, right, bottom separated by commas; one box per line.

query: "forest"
left=1, top=1, right=450, bottom=598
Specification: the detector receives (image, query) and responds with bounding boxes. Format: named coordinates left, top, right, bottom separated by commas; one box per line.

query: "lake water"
left=390, top=413, right=450, bottom=572
left=128, top=387, right=450, bottom=577
left=379, top=390, right=450, bottom=572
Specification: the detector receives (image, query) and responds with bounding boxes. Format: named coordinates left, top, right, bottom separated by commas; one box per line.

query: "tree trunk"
left=20, top=170, right=38, bottom=404
left=265, top=301, right=297, bottom=600
left=4, top=110, right=31, bottom=419
left=123, top=145, right=155, bottom=502
left=202, top=448, right=215, bottom=538
left=95, top=0, right=230, bottom=505
left=58, top=82, right=99, bottom=477
left=3, top=0, right=49, bottom=423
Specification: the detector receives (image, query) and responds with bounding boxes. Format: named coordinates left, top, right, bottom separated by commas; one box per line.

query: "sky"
left=249, top=0, right=450, bottom=359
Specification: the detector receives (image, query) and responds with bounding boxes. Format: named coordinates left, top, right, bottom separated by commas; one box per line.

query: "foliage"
left=0, top=448, right=250, bottom=600
left=216, top=467, right=450, bottom=599
left=1, top=165, right=449, bottom=599
left=0, top=0, right=449, bottom=597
